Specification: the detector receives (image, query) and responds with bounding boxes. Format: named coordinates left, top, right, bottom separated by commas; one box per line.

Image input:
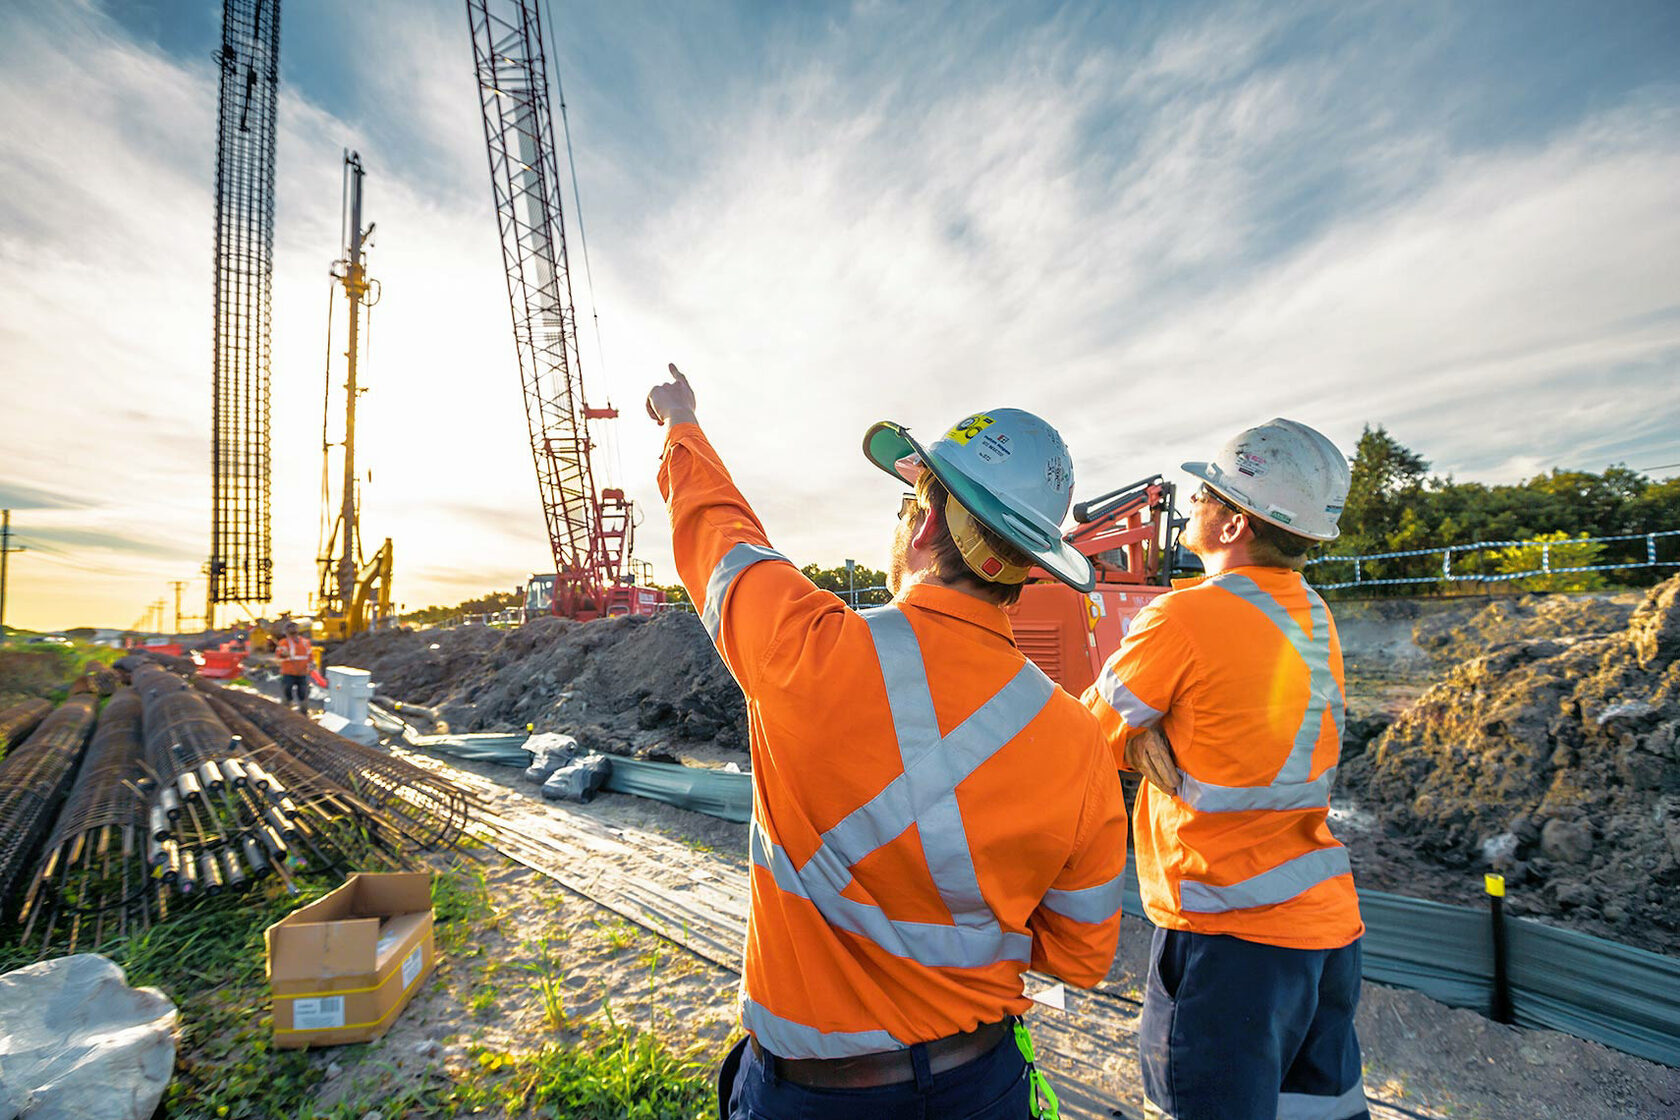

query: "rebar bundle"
left=0, top=696, right=98, bottom=918
left=0, top=698, right=52, bottom=758
left=204, top=681, right=477, bottom=851
left=18, top=690, right=157, bottom=949
left=75, top=660, right=122, bottom=698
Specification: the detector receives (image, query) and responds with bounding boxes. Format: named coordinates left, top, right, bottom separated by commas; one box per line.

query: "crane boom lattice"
left=208, top=0, right=281, bottom=624
left=467, top=0, right=636, bottom=618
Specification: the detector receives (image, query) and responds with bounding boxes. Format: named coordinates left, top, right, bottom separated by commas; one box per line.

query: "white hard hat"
left=1182, top=418, right=1350, bottom=542
left=863, top=408, right=1096, bottom=592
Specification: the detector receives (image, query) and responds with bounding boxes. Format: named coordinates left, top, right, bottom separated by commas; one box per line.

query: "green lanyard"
left=1012, top=1019, right=1060, bottom=1119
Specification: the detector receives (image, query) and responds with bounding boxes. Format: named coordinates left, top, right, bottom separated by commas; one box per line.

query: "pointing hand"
left=646, top=363, right=698, bottom=427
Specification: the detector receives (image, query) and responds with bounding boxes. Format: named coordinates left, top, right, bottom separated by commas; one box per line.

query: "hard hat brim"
left=865, top=421, right=1096, bottom=592
left=1180, top=459, right=1340, bottom=542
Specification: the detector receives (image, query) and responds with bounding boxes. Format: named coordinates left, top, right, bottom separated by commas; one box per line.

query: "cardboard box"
left=266, top=870, right=437, bottom=1049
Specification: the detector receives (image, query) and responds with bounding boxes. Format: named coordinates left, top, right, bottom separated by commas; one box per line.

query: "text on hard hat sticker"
left=1235, top=450, right=1269, bottom=478
left=946, top=415, right=995, bottom=444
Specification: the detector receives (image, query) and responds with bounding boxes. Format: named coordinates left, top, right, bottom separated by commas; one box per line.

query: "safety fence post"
left=1486, top=873, right=1514, bottom=1024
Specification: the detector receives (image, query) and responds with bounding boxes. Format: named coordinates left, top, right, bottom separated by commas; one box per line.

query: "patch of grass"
left=519, top=935, right=570, bottom=1030
left=594, top=917, right=638, bottom=952
left=118, top=875, right=336, bottom=1119
left=455, top=1021, right=712, bottom=1120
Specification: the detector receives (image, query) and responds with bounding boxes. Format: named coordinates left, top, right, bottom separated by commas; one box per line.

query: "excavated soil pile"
left=331, top=611, right=747, bottom=757
left=1340, top=576, right=1680, bottom=952
left=0, top=650, right=68, bottom=708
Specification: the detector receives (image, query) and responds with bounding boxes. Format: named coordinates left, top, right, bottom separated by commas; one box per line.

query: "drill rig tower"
left=207, top=0, right=281, bottom=629
left=466, top=0, right=661, bottom=620
left=314, top=152, right=392, bottom=641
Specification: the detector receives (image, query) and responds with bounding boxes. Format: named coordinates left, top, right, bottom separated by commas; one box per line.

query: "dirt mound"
left=1341, top=576, right=1680, bottom=953
left=1412, top=593, right=1635, bottom=665
left=331, top=611, right=747, bottom=755
left=0, top=650, right=68, bottom=708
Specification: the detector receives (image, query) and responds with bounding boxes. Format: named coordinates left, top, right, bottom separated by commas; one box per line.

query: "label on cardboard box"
left=291, top=995, right=346, bottom=1030
left=402, top=944, right=422, bottom=989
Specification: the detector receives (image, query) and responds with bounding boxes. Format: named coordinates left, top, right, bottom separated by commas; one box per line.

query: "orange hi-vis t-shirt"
left=658, top=422, right=1128, bottom=1059
left=1081, top=566, right=1363, bottom=950
left=276, top=635, right=312, bottom=676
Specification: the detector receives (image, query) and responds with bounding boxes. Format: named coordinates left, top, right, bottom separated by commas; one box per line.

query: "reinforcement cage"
left=209, top=0, right=281, bottom=606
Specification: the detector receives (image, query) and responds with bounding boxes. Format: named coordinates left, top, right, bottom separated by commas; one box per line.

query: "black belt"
left=750, top=1019, right=1011, bottom=1089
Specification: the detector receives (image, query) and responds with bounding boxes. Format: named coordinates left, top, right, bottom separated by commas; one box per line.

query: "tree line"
left=1322, top=426, right=1680, bottom=592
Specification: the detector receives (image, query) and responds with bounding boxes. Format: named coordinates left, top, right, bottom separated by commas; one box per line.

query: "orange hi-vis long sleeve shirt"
left=658, top=423, right=1128, bottom=1059
left=1081, top=566, right=1363, bottom=951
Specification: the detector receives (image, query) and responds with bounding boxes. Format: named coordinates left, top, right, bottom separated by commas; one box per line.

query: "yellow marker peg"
left=1485, top=873, right=1506, bottom=897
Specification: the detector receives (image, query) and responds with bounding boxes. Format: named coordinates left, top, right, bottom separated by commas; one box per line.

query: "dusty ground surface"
left=302, top=848, right=741, bottom=1118
left=373, top=747, right=1680, bottom=1119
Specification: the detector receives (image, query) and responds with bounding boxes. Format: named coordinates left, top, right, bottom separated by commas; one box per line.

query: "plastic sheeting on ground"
left=600, top=756, right=752, bottom=823
left=402, top=730, right=531, bottom=764
left=405, top=730, right=754, bottom=822
left=0, top=954, right=177, bottom=1120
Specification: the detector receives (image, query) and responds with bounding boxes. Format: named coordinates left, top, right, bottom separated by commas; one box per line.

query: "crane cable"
left=542, top=0, right=625, bottom=490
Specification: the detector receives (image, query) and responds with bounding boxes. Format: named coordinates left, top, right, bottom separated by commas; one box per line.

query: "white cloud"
left=1, top=1, right=1675, bottom=629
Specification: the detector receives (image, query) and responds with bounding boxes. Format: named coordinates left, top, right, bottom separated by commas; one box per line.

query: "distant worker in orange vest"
left=1082, top=418, right=1367, bottom=1120
left=647, top=364, right=1128, bottom=1120
left=276, top=620, right=312, bottom=715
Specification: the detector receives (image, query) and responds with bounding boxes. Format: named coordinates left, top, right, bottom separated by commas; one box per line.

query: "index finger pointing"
left=668, top=362, right=689, bottom=386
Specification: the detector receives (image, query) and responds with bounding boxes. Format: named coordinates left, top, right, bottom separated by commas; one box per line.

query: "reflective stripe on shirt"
left=1178, top=845, right=1351, bottom=914
left=702, top=543, right=790, bottom=643
left=1096, top=662, right=1163, bottom=728
left=740, top=994, right=904, bottom=1058
left=745, top=605, right=1052, bottom=969
left=1041, top=868, right=1127, bottom=924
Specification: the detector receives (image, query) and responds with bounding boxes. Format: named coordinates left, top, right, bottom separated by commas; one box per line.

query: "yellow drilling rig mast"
left=315, top=150, right=393, bottom=642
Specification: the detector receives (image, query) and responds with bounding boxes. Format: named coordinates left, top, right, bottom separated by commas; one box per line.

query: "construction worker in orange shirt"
left=1082, top=418, right=1368, bottom=1120
left=647, top=364, right=1128, bottom=1120
left=276, top=620, right=312, bottom=715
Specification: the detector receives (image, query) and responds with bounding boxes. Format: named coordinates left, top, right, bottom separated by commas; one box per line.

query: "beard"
left=886, top=514, right=915, bottom=596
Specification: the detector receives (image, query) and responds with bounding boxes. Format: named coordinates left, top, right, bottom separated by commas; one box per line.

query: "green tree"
left=800, top=562, right=891, bottom=606
left=1491, top=531, right=1607, bottom=592
left=1341, top=425, right=1429, bottom=550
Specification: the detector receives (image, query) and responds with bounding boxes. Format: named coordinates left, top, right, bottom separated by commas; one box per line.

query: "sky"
left=1, top=0, right=1677, bottom=631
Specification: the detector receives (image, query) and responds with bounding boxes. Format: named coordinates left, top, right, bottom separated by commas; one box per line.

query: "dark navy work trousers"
left=719, top=1029, right=1029, bottom=1120
left=1140, top=927, right=1370, bottom=1120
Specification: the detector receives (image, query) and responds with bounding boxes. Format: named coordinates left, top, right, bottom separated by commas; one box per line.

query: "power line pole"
left=170, top=581, right=188, bottom=633
left=1, top=510, right=27, bottom=636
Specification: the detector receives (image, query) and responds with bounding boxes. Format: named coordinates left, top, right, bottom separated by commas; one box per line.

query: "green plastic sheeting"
left=601, top=757, right=752, bottom=823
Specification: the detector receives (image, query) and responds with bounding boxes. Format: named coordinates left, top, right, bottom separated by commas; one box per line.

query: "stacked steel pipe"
left=18, top=690, right=156, bottom=949
left=0, top=695, right=98, bottom=918
left=205, top=680, right=478, bottom=851
left=0, top=698, right=53, bottom=759
left=128, top=664, right=404, bottom=906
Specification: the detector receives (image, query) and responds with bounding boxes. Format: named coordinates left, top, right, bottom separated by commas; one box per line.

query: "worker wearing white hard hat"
left=1082, top=418, right=1369, bottom=1120
left=648, top=365, right=1126, bottom=1120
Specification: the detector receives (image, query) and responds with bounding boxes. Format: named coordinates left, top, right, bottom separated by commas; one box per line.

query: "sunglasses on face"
left=899, top=494, right=920, bottom=520
left=1192, top=484, right=1239, bottom=513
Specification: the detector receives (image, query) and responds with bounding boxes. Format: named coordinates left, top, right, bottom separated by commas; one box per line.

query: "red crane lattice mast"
left=466, top=0, right=655, bottom=620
